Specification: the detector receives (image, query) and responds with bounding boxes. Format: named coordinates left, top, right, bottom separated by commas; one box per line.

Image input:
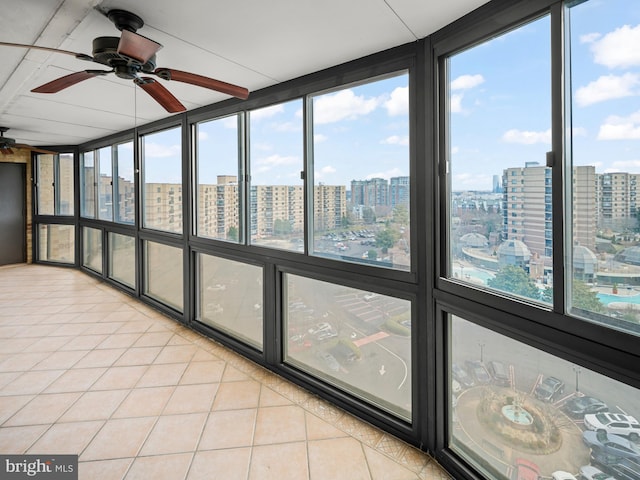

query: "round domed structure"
left=460, top=232, right=489, bottom=248
left=574, top=245, right=597, bottom=281
left=497, top=240, right=531, bottom=268
left=615, top=245, right=640, bottom=266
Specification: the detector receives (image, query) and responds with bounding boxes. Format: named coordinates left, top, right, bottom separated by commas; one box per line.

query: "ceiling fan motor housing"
left=92, top=36, right=156, bottom=74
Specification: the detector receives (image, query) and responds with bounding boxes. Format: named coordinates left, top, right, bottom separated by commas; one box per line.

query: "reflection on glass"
left=568, top=0, right=640, bottom=337
left=284, top=274, right=412, bottom=420
left=36, top=154, right=54, bottom=216
left=142, top=127, right=182, bottom=234
left=98, top=146, right=113, bottom=221
left=38, top=224, right=74, bottom=264
left=195, top=115, right=240, bottom=242
left=82, top=227, right=102, bottom=273
left=144, top=240, right=183, bottom=311
left=197, top=254, right=263, bottom=350
left=81, top=151, right=95, bottom=218
left=311, top=73, right=410, bottom=271
left=108, top=232, right=135, bottom=288
left=448, top=16, right=552, bottom=304
left=450, top=314, right=640, bottom=479
left=115, top=142, right=135, bottom=224
left=249, top=100, right=304, bottom=251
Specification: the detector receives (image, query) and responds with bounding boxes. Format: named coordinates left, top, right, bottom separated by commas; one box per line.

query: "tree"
left=227, top=226, right=238, bottom=241
left=273, top=218, right=292, bottom=236
left=487, top=264, right=540, bottom=299
left=392, top=204, right=409, bottom=226
left=376, top=228, right=400, bottom=253
left=541, top=279, right=605, bottom=313
left=366, top=249, right=378, bottom=260
left=362, top=207, right=376, bottom=224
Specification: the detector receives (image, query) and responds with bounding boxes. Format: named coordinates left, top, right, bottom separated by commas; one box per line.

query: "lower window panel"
left=108, top=232, right=135, bottom=288
left=284, top=273, right=412, bottom=421
left=449, top=314, right=640, bottom=479
left=82, top=227, right=102, bottom=273
left=38, top=224, right=75, bottom=264
left=197, top=253, right=263, bottom=351
left=143, top=240, right=183, bottom=312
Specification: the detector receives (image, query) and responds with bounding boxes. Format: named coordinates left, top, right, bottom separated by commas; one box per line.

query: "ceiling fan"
left=0, top=9, right=249, bottom=113
left=0, top=127, right=56, bottom=155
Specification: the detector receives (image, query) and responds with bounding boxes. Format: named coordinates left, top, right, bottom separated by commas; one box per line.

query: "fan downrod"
left=107, top=9, right=144, bottom=33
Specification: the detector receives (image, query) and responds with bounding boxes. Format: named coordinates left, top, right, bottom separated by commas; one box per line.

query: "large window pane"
left=82, top=227, right=102, bottom=273
left=197, top=254, right=263, bottom=350
left=311, top=73, right=410, bottom=270
left=81, top=151, right=95, bottom=218
left=448, top=17, right=552, bottom=304
left=36, top=154, right=54, bottom=215
left=249, top=100, right=304, bottom=251
left=195, top=115, right=240, bottom=241
left=144, top=240, right=183, bottom=311
left=58, top=153, right=74, bottom=215
left=568, top=0, right=640, bottom=336
left=115, top=142, right=135, bottom=224
left=38, top=224, right=74, bottom=264
left=449, top=314, right=640, bottom=479
left=142, top=127, right=183, bottom=234
left=284, top=274, right=412, bottom=420
left=108, top=232, right=135, bottom=288
left=98, top=146, right=113, bottom=221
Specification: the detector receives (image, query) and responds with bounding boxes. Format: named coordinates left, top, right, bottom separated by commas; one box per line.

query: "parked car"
left=583, top=430, right=640, bottom=462
left=466, top=360, right=492, bottom=384
left=316, top=351, right=340, bottom=372
left=452, top=363, right=475, bottom=388
left=451, top=379, right=462, bottom=394
left=592, top=455, right=640, bottom=480
left=552, top=472, right=577, bottom=480
left=487, top=360, right=511, bottom=387
left=534, top=376, right=565, bottom=401
left=578, top=465, right=615, bottom=480
left=513, top=458, right=540, bottom=480
left=563, top=396, right=608, bottom=418
left=584, top=413, right=640, bottom=441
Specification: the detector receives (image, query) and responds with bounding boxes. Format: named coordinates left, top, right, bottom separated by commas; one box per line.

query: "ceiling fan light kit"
left=0, top=9, right=249, bottom=113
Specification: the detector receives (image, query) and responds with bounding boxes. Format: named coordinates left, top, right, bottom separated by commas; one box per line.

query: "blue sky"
left=451, top=0, right=640, bottom=191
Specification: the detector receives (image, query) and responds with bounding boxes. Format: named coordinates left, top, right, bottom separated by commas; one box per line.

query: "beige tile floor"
left=0, top=264, right=451, bottom=480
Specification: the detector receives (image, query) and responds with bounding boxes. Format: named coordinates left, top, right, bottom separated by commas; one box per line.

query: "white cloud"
left=313, top=89, right=379, bottom=124
left=450, top=93, right=464, bottom=113
left=197, top=131, right=209, bottom=141
left=611, top=159, right=640, bottom=170
left=143, top=142, right=181, bottom=158
left=591, top=24, right=640, bottom=69
left=315, top=165, right=337, bottom=180
left=381, top=135, right=409, bottom=146
left=580, top=32, right=601, bottom=44
left=598, top=111, right=640, bottom=140
left=451, top=74, right=484, bottom=91
left=273, top=121, right=301, bottom=132
left=314, top=134, right=328, bottom=143
left=384, top=86, right=408, bottom=116
left=451, top=146, right=459, bottom=155
left=575, top=73, right=640, bottom=106
left=453, top=172, right=493, bottom=190
left=222, top=116, right=237, bottom=129
left=572, top=127, right=588, bottom=137
left=255, top=154, right=299, bottom=167
left=251, top=104, right=284, bottom=121
left=502, top=128, right=551, bottom=145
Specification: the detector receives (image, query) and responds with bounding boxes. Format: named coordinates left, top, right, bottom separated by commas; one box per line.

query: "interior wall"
left=0, top=150, right=32, bottom=263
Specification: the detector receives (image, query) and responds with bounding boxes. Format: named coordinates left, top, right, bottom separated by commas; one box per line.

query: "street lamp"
left=573, top=365, right=582, bottom=393
left=478, top=342, right=485, bottom=363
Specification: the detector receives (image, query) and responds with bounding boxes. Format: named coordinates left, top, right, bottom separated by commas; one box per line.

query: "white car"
left=551, top=472, right=576, bottom=480
left=578, top=465, right=615, bottom=480
left=584, top=412, right=640, bottom=441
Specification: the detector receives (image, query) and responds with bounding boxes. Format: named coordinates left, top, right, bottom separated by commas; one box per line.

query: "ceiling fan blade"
left=0, top=41, right=94, bottom=62
left=154, top=68, right=249, bottom=100
left=117, top=30, right=162, bottom=64
left=14, top=144, right=58, bottom=155
left=0, top=147, right=13, bottom=155
left=31, top=70, right=110, bottom=94
left=134, top=77, right=185, bottom=113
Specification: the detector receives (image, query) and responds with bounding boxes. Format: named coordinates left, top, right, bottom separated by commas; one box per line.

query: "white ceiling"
left=0, top=0, right=489, bottom=147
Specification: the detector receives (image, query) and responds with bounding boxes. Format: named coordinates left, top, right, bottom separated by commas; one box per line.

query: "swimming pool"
left=597, top=292, right=640, bottom=305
